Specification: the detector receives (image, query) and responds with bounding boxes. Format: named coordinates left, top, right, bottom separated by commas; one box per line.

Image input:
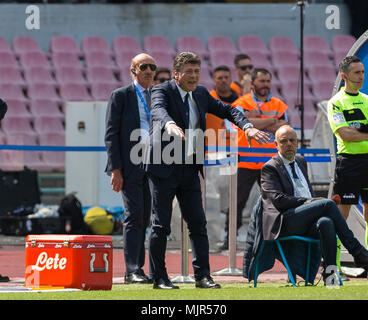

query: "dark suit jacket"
left=0, top=99, right=7, bottom=120
left=261, top=154, right=314, bottom=240
left=105, top=83, right=145, bottom=180
left=145, top=80, right=250, bottom=178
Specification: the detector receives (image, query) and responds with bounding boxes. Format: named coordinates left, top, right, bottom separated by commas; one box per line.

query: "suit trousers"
left=279, top=199, right=364, bottom=266
left=121, top=173, right=151, bottom=276
left=148, top=164, right=210, bottom=280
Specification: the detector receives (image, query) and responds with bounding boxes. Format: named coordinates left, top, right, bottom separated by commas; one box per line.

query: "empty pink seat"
left=59, top=83, right=92, bottom=102
left=19, top=51, right=53, bottom=71
left=54, top=67, right=88, bottom=86
left=285, top=97, right=316, bottom=112
left=198, top=79, right=214, bottom=91
left=238, top=35, right=270, bottom=57
left=207, top=36, right=238, bottom=54
left=277, top=66, right=312, bottom=88
left=81, top=36, right=113, bottom=56
left=152, top=52, right=174, bottom=69
left=144, top=36, right=176, bottom=57
left=311, top=80, right=334, bottom=102
left=210, top=51, right=235, bottom=68
left=49, top=35, right=83, bottom=58
left=331, top=34, right=356, bottom=56
left=281, top=81, right=315, bottom=101
left=84, top=52, right=118, bottom=72
left=112, top=36, right=142, bottom=54
left=118, top=65, right=133, bottom=86
left=0, top=67, right=26, bottom=88
left=34, top=116, right=64, bottom=135
left=0, top=84, right=27, bottom=102
left=11, top=150, right=51, bottom=172
left=250, top=52, right=274, bottom=71
left=39, top=132, right=65, bottom=146
left=28, top=83, right=61, bottom=103
left=271, top=51, right=299, bottom=69
left=0, top=52, right=21, bottom=69
left=29, top=99, right=64, bottom=120
left=333, top=51, right=347, bottom=69
left=86, top=67, right=119, bottom=85
left=115, top=51, right=141, bottom=68
left=176, top=36, right=209, bottom=60
left=304, top=52, right=332, bottom=68
left=304, top=35, right=333, bottom=57
left=4, top=99, right=33, bottom=121
left=24, top=66, right=57, bottom=86
left=91, top=82, right=119, bottom=100
left=269, top=36, right=299, bottom=55
left=2, top=117, right=36, bottom=136
left=307, top=65, right=337, bottom=85
left=12, top=36, right=43, bottom=57
left=51, top=52, right=84, bottom=71
left=0, top=37, right=13, bottom=54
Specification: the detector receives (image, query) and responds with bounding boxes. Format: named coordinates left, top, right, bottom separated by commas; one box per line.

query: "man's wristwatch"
left=243, top=123, right=254, bottom=131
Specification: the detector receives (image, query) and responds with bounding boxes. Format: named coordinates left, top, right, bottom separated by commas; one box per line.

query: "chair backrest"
left=50, top=35, right=82, bottom=57
left=81, top=36, right=112, bottom=56
left=207, top=35, right=238, bottom=54
left=112, top=36, right=142, bottom=54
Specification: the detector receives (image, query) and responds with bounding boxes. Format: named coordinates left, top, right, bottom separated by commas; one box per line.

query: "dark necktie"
left=289, top=161, right=299, bottom=179
left=144, top=89, right=151, bottom=110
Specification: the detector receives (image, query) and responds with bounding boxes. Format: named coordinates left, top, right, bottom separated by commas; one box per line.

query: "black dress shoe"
left=153, top=278, right=179, bottom=289
left=124, top=273, right=149, bottom=284
left=354, top=249, right=368, bottom=269
left=195, top=276, right=221, bottom=289
left=137, top=270, right=153, bottom=284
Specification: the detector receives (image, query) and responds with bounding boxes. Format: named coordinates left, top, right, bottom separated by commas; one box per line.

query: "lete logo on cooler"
left=31, top=252, right=67, bottom=271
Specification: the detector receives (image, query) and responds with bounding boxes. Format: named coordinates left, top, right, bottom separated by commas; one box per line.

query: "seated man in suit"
left=146, top=52, right=270, bottom=289
left=261, top=125, right=368, bottom=285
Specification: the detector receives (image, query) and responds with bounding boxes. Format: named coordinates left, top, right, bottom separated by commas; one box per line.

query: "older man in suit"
left=261, top=125, right=368, bottom=285
left=105, top=53, right=156, bottom=284
left=145, top=52, right=270, bottom=289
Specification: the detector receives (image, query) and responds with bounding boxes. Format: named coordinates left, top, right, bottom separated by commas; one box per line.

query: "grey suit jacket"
left=260, top=154, right=314, bottom=240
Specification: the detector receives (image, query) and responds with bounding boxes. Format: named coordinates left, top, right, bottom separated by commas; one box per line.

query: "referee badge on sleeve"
left=333, top=112, right=345, bottom=125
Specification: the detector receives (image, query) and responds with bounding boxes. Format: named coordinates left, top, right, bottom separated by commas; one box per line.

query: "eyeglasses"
left=238, top=65, right=254, bottom=71
left=157, top=78, right=170, bottom=83
left=139, top=64, right=157, bottom=71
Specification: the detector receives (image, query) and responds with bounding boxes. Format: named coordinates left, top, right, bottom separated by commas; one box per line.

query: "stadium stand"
left=51, top=52, right=85, bottom=71
left=0, top=83, right=28, bottom=103
left=28, top=83, right=62, bottom=103
left=0, top=37, right=12, bottom=54
left=303, top=35, right=334, bottom=58
left=49, top=35, right=84, bottom=58
left=5, top=99, right=34, bottom=122
left=0, top=52, right=21, bottom=70
left=176, top=36, right=209, bottom=60
left=238, top=35, right=270, bottom=58
left=268, top=36, right=299, bottom=56
left=0, top=66, right=27, bottom=89
left=90, top=82, right=120, bottom=101
left=2, top=117, right=37, bottom=137
left=24, top=66, right=58, bottom=87
left=29, top=99, right=65, bottom=121
left=33, top=116, right=65, bottom=136
left=12, top=36, right=44, bottom=57
left=86, top=66, right=119, bottom=85
left=143, top=35, right=176, bottom=58
left=151, top=52, right=174, bottom=69
left=112, top=36, right=143, bottom=55
left=207, top=35, right=238, bottom=55
left=84, top=51, right=119, bottom=72
left=54, top=66, right=88, bottom=87
left=81, top=36, right=114, bottom=57
left=331, top=34, right=356, bottom=56
left=59, top=83, right=92, bottom=102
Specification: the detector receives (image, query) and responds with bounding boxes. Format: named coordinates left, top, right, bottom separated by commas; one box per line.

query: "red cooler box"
left=25, top=234, right=113, bottom=290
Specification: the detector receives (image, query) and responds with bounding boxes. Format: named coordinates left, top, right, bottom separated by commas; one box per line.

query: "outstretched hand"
left=245, top=128, right=270, bottom=146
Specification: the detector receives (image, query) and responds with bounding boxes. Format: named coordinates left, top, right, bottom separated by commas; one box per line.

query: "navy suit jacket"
left=105, top=83, right=145, bottom=180
left=145, top=80, right=251, bottom=178
left=260, top=154, right=315, bottom=240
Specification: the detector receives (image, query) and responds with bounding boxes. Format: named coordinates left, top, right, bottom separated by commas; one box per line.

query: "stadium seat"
left=115, top=51, right=141, bottom=69
left=333, top=51, right=348, bottom=70
left=12, top=36, right=43, bottom=57
left=39, top=132, right=65, bottom=146
left=238, top=35, right=270, bottom=57
left=49, top=35, right=83, bottom=58
left=0, top=52, right=21, bottom=69
left=43, top=152, right=65, bottom=172
left=59, top=83, right=92, bottom=102
left=277, top=66, right=312, bottom=89
left=112, top=36, right=142, bottom=55
left=209, top=51, right=235, bottom=68
left=143, top=35, right=176, bottom=57
left=311, top=80, right=334, bottom=102
left=306, top=65, right=337, bottom=85
left=331, top=34, right=356, bottom=56
left=84, top=52, right=118, bottom=72
left=34, top=116, right=64, bottom=135
left=81, top=36, right=113, bottom=56
left=304, top=51, right=333, bottom=68
left=27, top=83, right=61, bottom=103
left=151, top=52, right=174, bottom=69
left=199, top=66, right=212, bottom=83
left=176, top=36, right=209, bottom=60
left=268, top=36, right=299, bottom=55
left=303, top=35, right=334, bottom=58
left=285, top=97, right=316, bottom=112
left=90, top=82, right=120, bottom=101
left=280, top=81, right=315, bottom=101
left=0, top=83, right=28, bottom=103
left=54, top=67, right=88, bottom=86
left=198, top=79, right=214, bottom=91
left=0, top=67, right=27, bottom=89
left=2, top=117, right=36, bottom=136
left=24, top=66, right=58, bottom=86
left=271, top=51, right=299, bottom=69
left=86, top=66, right=119, bottom=85
left=19, top=51, right=53, bottom=71
left=11, top=150, right=51, bottom=172
left=207, top=36, right=238, bottom=55
left=29, top=99, right=64, bottom=121
left=250, top=52, right=274, bottom=71
left=0, top=37, right=13, bottom=54
left=51, top=52, right=84, bottom=71
left=4, top=99, right=33, bottom=121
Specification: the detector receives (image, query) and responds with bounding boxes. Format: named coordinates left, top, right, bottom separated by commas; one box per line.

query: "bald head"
left=275, top=125, right=298, bottom=161
left=130, top=53, right=157, bottom=88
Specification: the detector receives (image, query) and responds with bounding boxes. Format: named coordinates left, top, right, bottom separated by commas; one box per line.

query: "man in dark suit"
left=105, top=53, right=157, bottom=284
left=261, top=124, right=368, bottom=285
left=146, top=52, right=270, bottom=289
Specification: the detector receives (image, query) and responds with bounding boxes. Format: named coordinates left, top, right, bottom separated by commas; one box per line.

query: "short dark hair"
left=251, top=68, right=272, bottom=82
left=339, top=55, right=361, bottom=74
left=234, top=53, right=251, bottom=67
left=173, top=52, right=201, bottom=73
left=213, top=65, right=231, bottom=74
left=154, top=67, right=171, bottom=80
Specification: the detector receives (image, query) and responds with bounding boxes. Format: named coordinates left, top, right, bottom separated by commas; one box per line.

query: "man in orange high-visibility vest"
left=219, top=68, right=288, bottom=250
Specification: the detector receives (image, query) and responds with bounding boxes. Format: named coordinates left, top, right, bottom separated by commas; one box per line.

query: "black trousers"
left=121, top=173, right=151, bottom=276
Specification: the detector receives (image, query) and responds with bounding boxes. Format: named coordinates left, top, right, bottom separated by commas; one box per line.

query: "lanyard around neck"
left=135, top=85, right=150, bottom=120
